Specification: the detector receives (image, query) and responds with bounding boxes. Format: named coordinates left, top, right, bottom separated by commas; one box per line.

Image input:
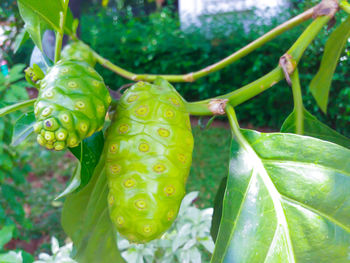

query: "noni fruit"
left=33, top=60, right=111, bottom=150
left=105, top=78, right=194, bottom=243
left=61, top=41, right=96, bottom=67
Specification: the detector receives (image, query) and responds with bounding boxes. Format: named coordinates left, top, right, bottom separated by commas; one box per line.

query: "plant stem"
left=186, top=15, right=330, bottom=116
left=290, top=68, right=304, bottom=134
left=340, top=1, right=350, bottom=13
left=0, top=99, right=36, bottom=117
left=54, top=0, right=70, bottom=63
left=89, top=6, right=315, bottom=83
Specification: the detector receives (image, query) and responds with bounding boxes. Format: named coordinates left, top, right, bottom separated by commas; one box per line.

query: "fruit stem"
left=84, top=5, right=316, bottom=83
left=54, top=0, right=70, bottom=63
left=185, top=15, right=330, bottom=116
left=290, top=68, right=304, bottom=135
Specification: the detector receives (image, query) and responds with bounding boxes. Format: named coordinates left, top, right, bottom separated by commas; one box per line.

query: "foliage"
left=3, top=0, right=350, bottom=262
left=0, top=66, right=32, bottom=240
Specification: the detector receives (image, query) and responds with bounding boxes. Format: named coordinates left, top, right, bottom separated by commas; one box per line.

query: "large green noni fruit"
left=34, top=60, right=111, bottom=150
left=105, top=79, right=194, bottom=243
left=61, top=41, right=96, bottom=67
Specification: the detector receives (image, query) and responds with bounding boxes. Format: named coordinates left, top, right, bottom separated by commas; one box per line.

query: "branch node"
left=279, top=54, right=296, bottom=86
left=184, top=73, right=194, bottom=82
left=208, top=99, right=229, bottom=115
left=313, top=0, right=339, bottom=19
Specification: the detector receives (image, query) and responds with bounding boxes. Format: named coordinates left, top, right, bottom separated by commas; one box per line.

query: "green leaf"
left=11, top=112, right=35, bottom=147
left=212, top=129, right=350, bottom=262
left=0, top=99, right=36, bottom=118
left=281, top=108, right=350, bottom=149
left=55, top=162, right=81, bottom=200
left=13, top=30, right=30, bottom=54
left=309, top=16, right=350, bottom=113
left=61, top=156, right=125, bottom=263
left=0, top=225, right=15, bottom=250
left=210, top=176, right=226, bottom=243
left=17, top=0, right=74, bottom=51
left=69, top=131, right=104, bottom=191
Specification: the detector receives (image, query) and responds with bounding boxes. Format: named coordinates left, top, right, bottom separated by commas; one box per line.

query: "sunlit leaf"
left=11, top=111, right=35, bottom=146
left=55, top=162, right=81, bottom=200
left=17, top=0, right=74, bottom=51
left=281, top=107, right=350, bottom=149
left=212, top=129, right=350, bottom=262
left=309, top=16, right=350, bottom=113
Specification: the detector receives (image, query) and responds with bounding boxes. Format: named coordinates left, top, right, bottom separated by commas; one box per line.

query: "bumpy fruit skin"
left=105, top=79, right=194, bottom=243
left=34, top=60, right=111, bottom=150
left=61, top=41, right=96, bottom=67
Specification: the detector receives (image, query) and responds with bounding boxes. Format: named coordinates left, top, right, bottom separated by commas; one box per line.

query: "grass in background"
left=187, top=126, right=231, bottom=208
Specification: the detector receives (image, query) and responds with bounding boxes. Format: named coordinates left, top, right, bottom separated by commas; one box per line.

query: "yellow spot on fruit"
left=54, top=142, right=65, bottom=151
left=61, top=114, right=70, bottom=123
left=80, top=122, right=88, bottom=132
left=108, top=195, right=114, bottom=206
left=110, top=164, right=121, bottom=174
left=178, top=154, right=186, bottom=163
left=118, top=124, right=129, bottom=134
left=68, top=136, right=78, bottom=147
left=153, top=163, right=166, bottom=173
left=92, top=80, right=100, bottom=87
left=127, top=95, right=138, bottom=102
left=44, top=131, right=55, bottom=142
left=42, top=107, right=52, bottom=117
left=57, top=132, right=66, bottom=140
left=158, top=128, right=170, bottom=137
left=143, top=225, right=152, bottom=233
left=109, top=144, right=118, bottom=153
left=76, top=101, right=85, bottom=109
left=33, top=123, right=42, bottom=133
left=135, top=199, right=147, bottom=210
left=135, top=105, right=149, bottom=116
left=107, top=95, right=112, bottom=104
left=68, top=81, right=78, bottom=88
left=123, top=178, right=136, bottom=188
left=164, top=185, right=175, bottom=196
left=98, top=105, right=105, bottom=113
left=116, top=216, right=124, bottom=226
left=137, top=81, right=145, bottom=86
left=167, top=210, right=175, bottom=221
left=169, top=97, right=180, bottom=106
left=45, top=91, right=53, bottom=98
left=37, top=135, right=46, bottom=146
left=138, top=143, right=149, bottom=152
left=165, top=110, right=174, bottom=118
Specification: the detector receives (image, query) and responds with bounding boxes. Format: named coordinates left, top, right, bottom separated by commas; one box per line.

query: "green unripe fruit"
left=105, top=79, right=194, bottom=243
left=61, top=41, right=96, bottom=67
left=34, top=60, right=111, bottom=150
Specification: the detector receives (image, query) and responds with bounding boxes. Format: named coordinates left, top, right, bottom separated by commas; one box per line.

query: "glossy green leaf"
left=212, top=129, right=350, bottom=262
left=69, top=131, right=104, bottom=191
left=17, top=0, right=74, bottom=51
left=0, top=225, right=15, bottom=250
left=55, top=162, right=81, bottom=200
left=13, top=30, right=30, bottom=54
left=61, top=156, right=125, bottom=263
left=0, top=99, right=36, bottom=118
left=281, top=107, right=350, bottom=149
left=210, top=176, right=226, bottom=243
left=309, top=16, right=350, bottom=113
left=11, top=112, right=35, bottom=146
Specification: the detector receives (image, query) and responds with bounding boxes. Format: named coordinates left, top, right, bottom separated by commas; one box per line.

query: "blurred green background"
left=0, top=0, right=349, bottom=258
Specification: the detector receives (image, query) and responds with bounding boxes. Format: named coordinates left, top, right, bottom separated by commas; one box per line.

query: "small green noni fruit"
left=34, top=60, right=111, bottom=150
left=61, top=41, right=96, bottom=67
left=105, top=78, right=194, bottom=243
